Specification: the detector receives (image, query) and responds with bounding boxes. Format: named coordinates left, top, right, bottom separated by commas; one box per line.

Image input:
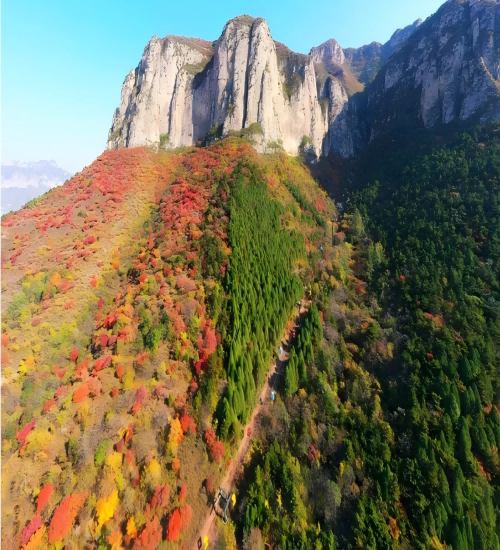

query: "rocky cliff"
left=334, top=0, right=500, bottom=156
left=108, top=16, right=341, bottom=158
left=108, top=0, right=500, bottom=159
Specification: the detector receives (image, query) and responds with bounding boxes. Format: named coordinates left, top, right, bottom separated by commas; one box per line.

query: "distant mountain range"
left=1, top=160, right=72, bottom=215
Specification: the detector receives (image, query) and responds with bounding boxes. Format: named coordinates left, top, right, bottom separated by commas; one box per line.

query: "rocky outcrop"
left=318, top=19, right=423, bottom=85
left=108, top=16, right=346, bottom=157
left=342, top=0, right=500, bottom=152
left=108, top=1, right=500, bottom=159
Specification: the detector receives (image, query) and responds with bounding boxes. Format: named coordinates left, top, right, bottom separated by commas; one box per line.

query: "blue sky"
left=2, top=0, right=444, bottom=173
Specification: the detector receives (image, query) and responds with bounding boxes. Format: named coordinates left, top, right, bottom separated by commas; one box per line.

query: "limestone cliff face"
left=337, top=0, right=500, bottom=155
left=108, top=16, right=345, bottom=157
left=108, top=1, right=500, bottom=159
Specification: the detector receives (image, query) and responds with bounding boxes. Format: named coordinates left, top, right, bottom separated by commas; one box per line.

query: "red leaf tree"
left=166, top=509, right=181, bottom=541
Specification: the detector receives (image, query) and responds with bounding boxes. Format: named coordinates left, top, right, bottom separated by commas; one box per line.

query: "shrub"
left=166, top=509, right=181, bottom=541
left=95, top=439, right=112, bottom=466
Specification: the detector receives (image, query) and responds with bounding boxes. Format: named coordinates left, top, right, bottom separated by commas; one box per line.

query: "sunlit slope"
left=1, top=140, right=334, bottom=549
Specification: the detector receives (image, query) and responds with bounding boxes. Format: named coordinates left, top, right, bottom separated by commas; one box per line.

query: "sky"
left=2, top=0, right=445, bottom=173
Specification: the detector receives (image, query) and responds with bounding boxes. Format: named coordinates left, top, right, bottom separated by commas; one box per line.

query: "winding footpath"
left=194, top=299, right=309, bottom=549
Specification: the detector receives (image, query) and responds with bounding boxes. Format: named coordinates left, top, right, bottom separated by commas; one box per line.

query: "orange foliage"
left=48, top=491, right=88, bottom=543
left=37, top=483, right=54, bottom=513
left=179, top=504, right=192, bottom=529
left=73, top=383, right=90, bottom=403
left=134, top=516, right=162, bottom=550
left=43, top=398, right=56, bottom=414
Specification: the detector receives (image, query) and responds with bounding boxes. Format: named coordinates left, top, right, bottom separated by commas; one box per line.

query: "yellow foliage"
left=167, top=417, right=183, bottom=455
left=122, top=368, right=135, bottom=390
left=148, top=458, right=161, bottom=479
left=50, top=272, right=61, bottom=287
left=18, top=361, right=29, bottom=376
left=96, top=489, right=119, bottom=527
left=106, top=452, right=123, bottom=476
left=430, top=536, right=445, bottom=550
left=25, top=428, right=55, bottom=456
left=126, top=517, right=137, bottom=539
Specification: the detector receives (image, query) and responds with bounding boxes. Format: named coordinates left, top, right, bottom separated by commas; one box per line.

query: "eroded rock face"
left=343, top=0, right=500, bottom=153
left=107, top=16, right=344, bottom=157
left=108, top=1, right=500, bottom=159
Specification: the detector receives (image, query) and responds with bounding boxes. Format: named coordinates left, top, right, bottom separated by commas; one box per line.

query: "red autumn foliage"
left=115, top=364, right=124, bottom=378
left=37, top=483, right=54, bottom=513
left=70, top=349, right=79, bottom=362
left=204, top=428, right=216, bottom=447
left=166, top=509, right=181, bottom=541
left=99, top=334, right=108, bottom=348
left=43, top=398, right=56, bottom=414
left=196, top=326, right=217, bottom=361
left=48, top=491, right=88, bottom=543
left=1, top=333, right=8, bottom=347
left=94, top=355, right=112, bottom=372
left=134, top=516, right=162, bottom=550
left=179, top=504, right=192, bottom=530
left=90, top=274, right=98, bottom=288
left=308, top=444, right=319, bottom=463
left=209, top=440, right=225, bottom=464
left=64, top=300, right=75, bottom=310
left=178, top=483, right=187, bottom=502
left=55, top=385, right=69, bottom=399
left=111, top=387, right=119, bottom=397
left=21, top=515, right=42, bottom=546
left=31, top=317, right=42, bottom=327
left=149, top=483, right=169, bottom=509
left=180, top=414, right=196, bottom=435
left=17, top=419, right=36, bottom=444
left=427, top=352, right=434, bottom=360
left=136, top=352, right=149, bottom=365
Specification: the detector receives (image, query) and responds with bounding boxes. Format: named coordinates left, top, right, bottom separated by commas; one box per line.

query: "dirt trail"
left=194, top=299, right=309, bottom=549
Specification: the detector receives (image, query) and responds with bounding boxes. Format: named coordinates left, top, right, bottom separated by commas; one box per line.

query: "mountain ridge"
left=107, top=0, right=500, bottom=159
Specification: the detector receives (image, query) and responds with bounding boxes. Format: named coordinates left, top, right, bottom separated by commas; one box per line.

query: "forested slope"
left=1, top=140, right=335, bottom=549
left=235, top=125, right=500, bottom=550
